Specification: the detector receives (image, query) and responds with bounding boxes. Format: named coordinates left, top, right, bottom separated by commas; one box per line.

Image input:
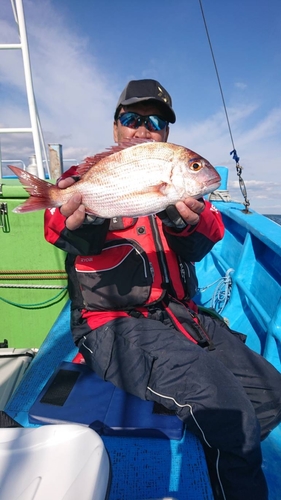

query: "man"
left=45, top=79, right=281, bottom=500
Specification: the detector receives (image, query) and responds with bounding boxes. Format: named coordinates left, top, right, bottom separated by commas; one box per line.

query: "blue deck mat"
left=4, top=301, right=214, bottom=499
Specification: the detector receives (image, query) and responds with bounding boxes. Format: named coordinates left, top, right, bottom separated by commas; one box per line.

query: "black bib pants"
left=79, top=306, right=281, bottom=500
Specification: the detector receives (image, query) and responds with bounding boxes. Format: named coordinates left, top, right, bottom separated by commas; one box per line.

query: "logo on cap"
left=157, top=85, right=170, bottom=104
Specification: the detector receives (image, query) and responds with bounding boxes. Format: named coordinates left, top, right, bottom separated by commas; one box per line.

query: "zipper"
left=179, top=259, right=187, bottom=283
left=184, top=261, right=191, bottom=279
left=149, top=216, right=178, bottom=299
left=149, top=215, right=170, bottom=285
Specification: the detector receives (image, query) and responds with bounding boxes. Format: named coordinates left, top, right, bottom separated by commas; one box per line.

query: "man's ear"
left=113, top=121, right=118, bottom=143
left=164, top=125, right=170, bottom=142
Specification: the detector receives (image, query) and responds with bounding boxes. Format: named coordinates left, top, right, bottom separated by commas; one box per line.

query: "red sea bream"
left=9, top=141, right=221, bottom=218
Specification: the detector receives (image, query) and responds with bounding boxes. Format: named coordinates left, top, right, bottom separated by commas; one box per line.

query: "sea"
left=265, top=214, right=281, bottom=226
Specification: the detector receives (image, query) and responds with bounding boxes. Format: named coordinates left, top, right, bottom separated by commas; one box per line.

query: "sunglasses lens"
left=147, top=115, right=167, bottom=131
left=118, top=112, right=167, bottom=131
left=118, top=112, right=138, bottom=128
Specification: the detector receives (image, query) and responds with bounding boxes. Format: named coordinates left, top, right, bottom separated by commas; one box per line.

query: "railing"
left=0, top=0, right=48, bottom=179
left=0, top=159, right=78, bottom=178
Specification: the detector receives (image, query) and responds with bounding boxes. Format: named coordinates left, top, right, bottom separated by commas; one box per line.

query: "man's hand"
left=175, top=197, right=205, bottom=226
left=157, top=197, right=205, bottom=230
left=58, top=178, right=85, bottom=230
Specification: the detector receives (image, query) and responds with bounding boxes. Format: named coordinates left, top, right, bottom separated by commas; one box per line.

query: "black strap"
left=127, top=309, right=145, bottom=319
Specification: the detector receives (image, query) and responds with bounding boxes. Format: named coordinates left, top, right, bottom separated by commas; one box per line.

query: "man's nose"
left=134, top=125, right=151, bottom=138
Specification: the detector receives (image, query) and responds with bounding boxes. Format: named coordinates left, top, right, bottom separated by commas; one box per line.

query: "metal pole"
left=14, top=0, right=45, bottom=179
left=0, top=128, right=32, bottom=133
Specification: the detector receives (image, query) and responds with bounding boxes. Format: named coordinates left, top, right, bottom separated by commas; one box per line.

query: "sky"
left=0, top=0, right=281, bottom=214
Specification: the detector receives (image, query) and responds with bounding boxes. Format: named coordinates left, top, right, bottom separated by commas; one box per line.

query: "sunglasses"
left=118, top=112, right=168, bottom=132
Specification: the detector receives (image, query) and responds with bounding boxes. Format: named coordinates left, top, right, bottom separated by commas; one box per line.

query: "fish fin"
left=117, top=138, right=154, bottom=149
left=76, top=138, right=154, bottom=176
left=12, top=198, right=56, bottom=214
left=135, top=182, right=170, bottom=197
left=158, top=182, right=170, bottom=195
left=8, top=165, right=58, bottom=213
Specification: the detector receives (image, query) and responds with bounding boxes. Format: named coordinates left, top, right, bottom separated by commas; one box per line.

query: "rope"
left=209, top=190, right=231, bottom=202
left=198, top=0, right=251, bottom=212
left=0, top=270, right=67, bottom=281
left=0, top=275, right=67, bottom=280
left=211, top=269, right=234, bottom=313
left=199, top=268, right=234, bottom=314
left=0, top=270, right=66, bottom=274
left=0, top=286, right=68, bottom=309
left=198, top=0, right=236, bottom=152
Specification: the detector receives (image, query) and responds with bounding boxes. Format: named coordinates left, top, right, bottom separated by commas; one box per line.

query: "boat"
left=1, top=1, right=280, bottom=499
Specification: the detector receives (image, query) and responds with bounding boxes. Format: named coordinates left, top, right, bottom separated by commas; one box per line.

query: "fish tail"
left=8, top=165, right=60, bottom=213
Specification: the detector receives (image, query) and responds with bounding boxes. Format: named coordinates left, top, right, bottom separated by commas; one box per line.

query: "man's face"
left=113, top=102, right=170, bottom=144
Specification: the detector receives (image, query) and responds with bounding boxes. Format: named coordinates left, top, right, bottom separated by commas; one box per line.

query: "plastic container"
left=0, top=348, right=36, bottom=410
left=0, top=424, right=110, bottom=500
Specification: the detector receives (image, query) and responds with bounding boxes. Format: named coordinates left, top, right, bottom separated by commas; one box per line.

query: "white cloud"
left=230, top=180, right=280, bottom=188
left=168, top=101, right=281, bottom=213
left=235, top=82, right=247, bottom=90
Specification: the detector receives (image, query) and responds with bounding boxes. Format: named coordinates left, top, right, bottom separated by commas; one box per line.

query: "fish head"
left=176, top=146, right=221, bottom=198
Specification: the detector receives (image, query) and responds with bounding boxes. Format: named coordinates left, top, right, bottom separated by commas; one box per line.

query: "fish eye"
left=190, top=161, right=202, bottom=171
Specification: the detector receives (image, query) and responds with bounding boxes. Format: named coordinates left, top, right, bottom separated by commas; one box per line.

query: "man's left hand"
left=175, top=197, right=205, bottom=226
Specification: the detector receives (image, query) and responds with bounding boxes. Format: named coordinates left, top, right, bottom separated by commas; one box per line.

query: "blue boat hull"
left=3, top=167, right=281, bottom=499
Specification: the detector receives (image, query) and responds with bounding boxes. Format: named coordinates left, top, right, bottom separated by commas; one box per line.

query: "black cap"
left=114, top=79, right=176, bottom=123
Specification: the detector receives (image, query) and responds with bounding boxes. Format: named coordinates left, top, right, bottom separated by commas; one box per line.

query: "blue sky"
left=0, top=0, right=281, bottom=213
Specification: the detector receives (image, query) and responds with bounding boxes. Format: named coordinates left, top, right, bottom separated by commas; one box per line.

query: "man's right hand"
left=58, top=178, right=85, bottom=230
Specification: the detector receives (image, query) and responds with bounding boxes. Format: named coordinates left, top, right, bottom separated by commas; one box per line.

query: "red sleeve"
left=163, top=201, right=224, bottom=262
left=44, top=207, right=67, bottom=246
left=57, top=165, right=81, bottom=183
left=44, top=165, right=79, bottom=249
left=164, top=201, right=224, bottom=242
left=183, top=201, right=224, bottom=242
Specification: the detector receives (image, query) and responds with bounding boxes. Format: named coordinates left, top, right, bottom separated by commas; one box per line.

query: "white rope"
left=209, top=189, right=231, bottom=202
left=211, top=268, right=234, bottom=313
left=199, top=268, right=234, bottom=314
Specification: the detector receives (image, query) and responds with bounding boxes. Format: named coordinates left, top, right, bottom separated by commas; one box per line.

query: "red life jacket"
left=74, top=215, right=196, bottom=312
left=74, top=215, right=204, bottom=346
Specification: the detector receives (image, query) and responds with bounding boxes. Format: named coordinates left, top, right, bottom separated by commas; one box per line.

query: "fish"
left=9, top=141, right=221, bottom=218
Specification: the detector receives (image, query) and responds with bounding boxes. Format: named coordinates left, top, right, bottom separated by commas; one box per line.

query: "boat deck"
left=3, top=189, right=281, bottom=499
left=4, top=302, right=213, bottom=500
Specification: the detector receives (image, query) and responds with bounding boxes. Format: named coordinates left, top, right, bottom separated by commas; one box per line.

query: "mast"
left=0, top=0, right=48, bottom=179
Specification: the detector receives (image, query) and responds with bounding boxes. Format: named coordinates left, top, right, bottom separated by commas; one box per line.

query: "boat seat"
left=0, top=424, right=110, bottom=500
left=28, top=361, right=184, bottom=440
